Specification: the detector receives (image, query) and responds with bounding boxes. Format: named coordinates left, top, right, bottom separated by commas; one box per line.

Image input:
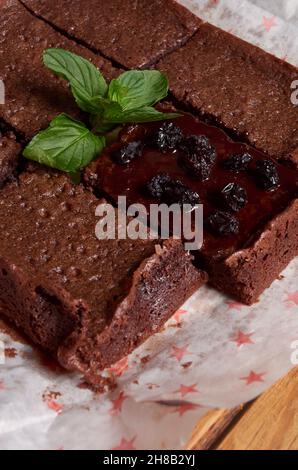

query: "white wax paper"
left=0, top=0, right=297, bottom=450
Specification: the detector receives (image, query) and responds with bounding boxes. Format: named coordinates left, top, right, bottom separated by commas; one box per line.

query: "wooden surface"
left=188, top=367, right=298, bottom=450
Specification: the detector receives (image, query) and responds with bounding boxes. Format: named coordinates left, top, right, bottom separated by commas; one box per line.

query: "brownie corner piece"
left=0, top=168, right=205, bottom=382
left=207, top=198, right=298, bottom=305
left=58, top=238, right=207, bottom=382
left=22, top=0, right=202, bottom=69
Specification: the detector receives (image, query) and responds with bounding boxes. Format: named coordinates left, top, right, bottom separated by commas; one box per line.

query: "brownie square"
left=0, top=0, right=121, bottom=139
left=157, top=22, right=298, bottom=161
left=84, top=108, right=298, bottom=304
left=0, top=167, right=205, bottom=383
left=22, top=0, right=201, bottom=68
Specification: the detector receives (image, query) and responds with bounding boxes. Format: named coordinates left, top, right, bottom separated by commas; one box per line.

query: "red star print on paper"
left=172, top=308, right=188, bottom=323
left=262, top=16, right=277, bottom=32
left=171, top=345, right=191, bottom=362
left=0, top=380, right=5, bottom=391
left=208, top=0, right=220, bottom=6
left=112, top=437, right=136, bottom=450
left=285, top=291, right=298, bottom=307
left=109, top=391, right=127, bottom=415
left=47, top=400, right=63, bottom=414
left=226, top=300, right=244, bottom=311
left=108, top=357, right=129, bottom=376
left=176, top=384, right=198, bottom=397
left=232, top=331, right=254, bottom=347
left=240, top=371, right=265, bottom=385
left=174, top=403, right=200, bottom=417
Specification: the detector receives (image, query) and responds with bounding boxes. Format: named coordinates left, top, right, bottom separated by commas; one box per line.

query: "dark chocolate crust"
left=21, top=0, right=201, bottom=69
left=157, top=22, right=298, bottom=160
left=0, top=169, right=205, bottom=380
left=0, top=0, right=121, bottom=139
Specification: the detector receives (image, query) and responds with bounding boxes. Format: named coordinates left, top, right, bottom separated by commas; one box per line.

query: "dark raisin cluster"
left=207, top=211, right=240, bottom=236
left=221, top=182, right=247, bottom=212
left=255, top=159, right=280, bottom=190
left=152, top=122, right=183, bottom=151
left=223, top=152, right=252, bottom=172
left=178, top=135, right=216, bottom=181
left=146, top=173, right=200, bottom=207
left=111, top=141, right=143, bottom=165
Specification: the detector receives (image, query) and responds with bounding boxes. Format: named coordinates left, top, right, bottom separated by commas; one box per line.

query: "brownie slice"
left=0, top=0, right=121, bottom=139
left=0, top=124, right=21, bottom=188
left=85, top=109, right=298, bottom=304
left=0, top=167, right=205, bottom=383
left=157, top=23, right=298, bottom=161
left=21, top=0, right=201, bottom=69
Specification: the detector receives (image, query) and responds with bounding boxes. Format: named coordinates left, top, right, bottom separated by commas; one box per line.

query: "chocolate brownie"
left=157, top=23, right=298, bottom=161
left=0, top=0, right=121, bottom=139
left=21, top=0, right=201, bottom=69
left=0, top=167, right=205, bottom=383
left=85, top=109, right=298, bottom=304
left=0, top=123, right=21, bottom=188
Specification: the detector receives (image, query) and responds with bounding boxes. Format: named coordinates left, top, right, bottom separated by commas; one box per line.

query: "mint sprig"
left=23, top=48, right=180, bottom=173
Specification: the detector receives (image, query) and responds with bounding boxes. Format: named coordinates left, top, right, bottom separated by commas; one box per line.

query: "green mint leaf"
left=23, top=114, right=105, bottom=172
left=43, top=48, right=108, bottom=114
left=102, top=105, right=180, bottom=124
left=108, top=70, right=169, bottom=111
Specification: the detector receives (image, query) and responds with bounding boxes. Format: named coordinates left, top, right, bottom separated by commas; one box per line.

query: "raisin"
left=146, top=173, right=172, bottom=199
left=207, top=211, right=239, bottom=236
left=178, top=135, right=216, bottom=180
left=146, top=173, right=200, bottom=206
left=111, top=141, right=143, bottom=165
left=255, top=159, right=280, bottom=190
left=152, top=122, right=182, bottom=151
left=171, top=182, right=201, bottom=206
left=221, top=183, right=247, bottom=212
left=223, top=152, right=253, bottom=172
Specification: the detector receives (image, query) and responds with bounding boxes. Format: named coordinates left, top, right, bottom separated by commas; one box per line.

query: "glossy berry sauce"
left=88, top=110, right=297, bottom=260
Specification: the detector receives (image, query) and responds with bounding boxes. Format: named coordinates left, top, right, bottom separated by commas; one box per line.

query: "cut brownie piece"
left=0, top=167, right=205, bottom=383
left=0, top=123, right=21, bottom=188
left=21, top=0, right=201, bottom=69
left=0, top=0, right=121, bottom=139
left=85, top=109, right=298, bottom=304
left=157, top=23, right=298, bottom=161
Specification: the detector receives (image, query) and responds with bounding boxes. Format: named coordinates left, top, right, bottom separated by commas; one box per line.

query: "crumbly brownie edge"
left=0, top=132, right=21, bottom=188
left=206, top=198, right=298, bottom=305
left=0, top=258, right=81, bottom=353
left=57, top=239, right=206, bottom=383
